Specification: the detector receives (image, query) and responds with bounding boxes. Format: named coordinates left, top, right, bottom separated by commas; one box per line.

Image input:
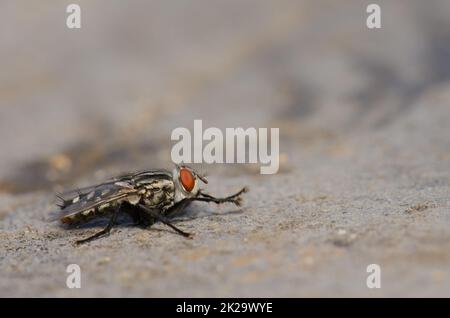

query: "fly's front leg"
left=137, top=204, right=193, bottom=238
left=196, top=187, right=248, bottom=206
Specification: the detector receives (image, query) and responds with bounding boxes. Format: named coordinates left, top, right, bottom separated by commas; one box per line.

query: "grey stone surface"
left=1, top=0, right=450, bottom=297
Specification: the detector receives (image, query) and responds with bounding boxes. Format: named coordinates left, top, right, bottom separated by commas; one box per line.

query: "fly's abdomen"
left=60, top=204, right=113, bottom=225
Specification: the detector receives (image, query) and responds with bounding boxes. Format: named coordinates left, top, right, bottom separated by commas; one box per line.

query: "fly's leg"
left=137, top=204, right=192, bottom=238
left=75, top=204, right=121, bottom=245
left=196, top=187, right=248, bottom=206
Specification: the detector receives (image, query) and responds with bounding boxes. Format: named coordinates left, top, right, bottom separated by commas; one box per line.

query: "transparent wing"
left=59, top=174, right=135, bottom=199
left=58, top=169, right=171, bottom=199
left=55, top=181, right=137, bottom=219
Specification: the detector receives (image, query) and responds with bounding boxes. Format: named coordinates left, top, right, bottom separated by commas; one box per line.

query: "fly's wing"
left=58, top=174, right=136, bottom=200
left=51, top=169, right=173, bottom=222
left=58, top=169, right=170, bottom=200
left=54, top=180, right=138, bottom=223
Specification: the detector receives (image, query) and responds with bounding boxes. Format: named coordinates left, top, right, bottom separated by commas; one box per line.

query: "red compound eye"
left=179, top=168, right=195, bottom=192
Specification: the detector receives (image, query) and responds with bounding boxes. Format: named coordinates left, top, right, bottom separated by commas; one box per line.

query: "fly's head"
left=172, top=164, right=208, bottom=202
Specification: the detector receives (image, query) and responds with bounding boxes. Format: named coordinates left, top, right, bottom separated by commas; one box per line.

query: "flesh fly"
left=54, top=165, right=247, bottom=244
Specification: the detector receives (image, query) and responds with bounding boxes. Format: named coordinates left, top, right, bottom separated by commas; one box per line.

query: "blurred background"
left=1, top=0, right=450, bottom=297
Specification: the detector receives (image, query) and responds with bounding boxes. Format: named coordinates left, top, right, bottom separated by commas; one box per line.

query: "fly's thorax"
left=139, top=178, right=175, bottom=206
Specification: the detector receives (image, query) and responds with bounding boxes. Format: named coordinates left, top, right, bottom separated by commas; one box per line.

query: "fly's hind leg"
left=75, top=204, right=121, bottom=245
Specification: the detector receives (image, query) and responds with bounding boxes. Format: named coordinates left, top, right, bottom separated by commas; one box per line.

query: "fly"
left=54, top=165, right=247, bottom=244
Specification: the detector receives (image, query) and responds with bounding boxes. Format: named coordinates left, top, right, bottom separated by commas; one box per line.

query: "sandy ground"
left=1, top=0, right=450, bottom=297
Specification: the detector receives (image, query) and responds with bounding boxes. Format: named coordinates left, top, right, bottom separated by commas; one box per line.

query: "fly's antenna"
left=195, top=166, right=208, bottom=184
left=197, top=172, right=208, bottom=184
